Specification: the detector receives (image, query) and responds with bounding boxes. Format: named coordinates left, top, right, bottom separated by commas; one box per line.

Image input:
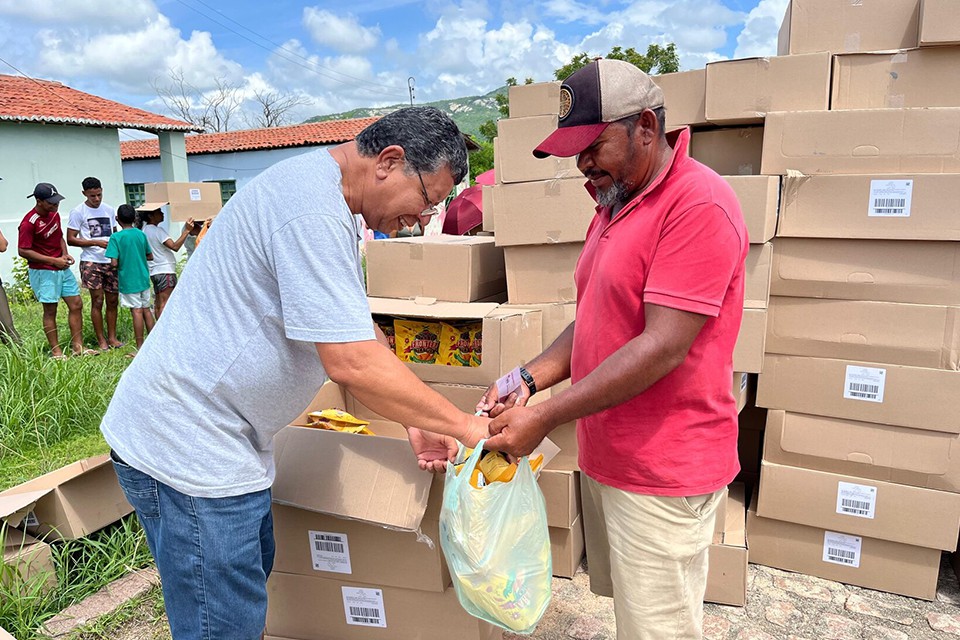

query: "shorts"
left=28, top=268, right=81, bottom=304
left=79, top=261, right=119, bottom=293
left=151, top=273, right=178, bottom=294
left=120, top=289, right=153, bottom=309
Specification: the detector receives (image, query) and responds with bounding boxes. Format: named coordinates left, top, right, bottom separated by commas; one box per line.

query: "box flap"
left=367, top=297, right=498, bottom=320
left=272, top=426, right=432, bottom=532
left=0, top=489, right=52, bottom=527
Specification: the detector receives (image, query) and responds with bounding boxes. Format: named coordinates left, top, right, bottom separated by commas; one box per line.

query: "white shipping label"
left=867, top=179, right=912, bottom=217
left=309, top=530, right=352, bottom=574
left=843, top=365, right=885, bottom=403
left=836, top=481, right=877, bottom=519
left=823, top=531, right=862, bottom=568
left=342, top=586, right=387, bottom=628
left=189, top=188, right=202, bottom=201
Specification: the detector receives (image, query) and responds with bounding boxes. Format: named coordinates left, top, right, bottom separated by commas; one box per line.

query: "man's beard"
left=595, top=181, right=630, bottom=208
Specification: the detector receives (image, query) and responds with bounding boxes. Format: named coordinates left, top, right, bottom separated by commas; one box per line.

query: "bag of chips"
left=394, top=320, right=442, bottom=364
left=439, top=321, right=481, bottom=367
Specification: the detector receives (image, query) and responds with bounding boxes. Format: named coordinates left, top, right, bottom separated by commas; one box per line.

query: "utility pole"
left=407, top=77, right=415, bottom=105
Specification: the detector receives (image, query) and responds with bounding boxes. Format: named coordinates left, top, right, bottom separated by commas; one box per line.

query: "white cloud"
left=734, top=0, right=789, bottom=58
left=541, top=0, right=608, bottom=26
left=0, top=0, right=156, bottom=29
left=303, top=8, right=381, bottom=54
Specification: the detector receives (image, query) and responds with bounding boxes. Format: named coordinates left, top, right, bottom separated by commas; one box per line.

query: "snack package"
left=455, top=448, right=545, bottom=488
left=305, top=409, right=375, bottom=435
left=395, top=320, right=442, bottom=364
left=439, top=321, right=478, bottom=367
left=470, top=326, right=482, bottom=367
left=374, top=316, right=396, bottom=353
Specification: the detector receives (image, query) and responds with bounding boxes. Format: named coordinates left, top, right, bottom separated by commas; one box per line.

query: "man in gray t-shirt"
left=100, top=107, right=489, bottom=640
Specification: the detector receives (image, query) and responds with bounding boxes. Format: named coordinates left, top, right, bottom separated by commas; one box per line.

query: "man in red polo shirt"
left=19, top=182, right=89, bottom=359
left=482, top=59, right=748, bottom=639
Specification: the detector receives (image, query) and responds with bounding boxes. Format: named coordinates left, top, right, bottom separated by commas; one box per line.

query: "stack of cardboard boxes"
left=676, top=0, right=960, bottom=601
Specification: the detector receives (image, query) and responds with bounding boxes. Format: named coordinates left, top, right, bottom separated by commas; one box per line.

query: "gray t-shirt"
left=100, top=150, right=374, bottom=498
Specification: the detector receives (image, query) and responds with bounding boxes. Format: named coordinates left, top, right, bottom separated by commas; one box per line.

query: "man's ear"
left=375, top=145, right=406, bottom=178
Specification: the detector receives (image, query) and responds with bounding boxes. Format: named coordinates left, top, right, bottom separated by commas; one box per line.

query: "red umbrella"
left=475, top=169, right=496, bottom=186
left=442, top=185, right=484, bottom=235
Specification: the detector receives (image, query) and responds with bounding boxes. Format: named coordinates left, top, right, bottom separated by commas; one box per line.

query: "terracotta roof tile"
left=120, top=118, right=381, bottom=160
left=0, top=74, right=196, bottom=131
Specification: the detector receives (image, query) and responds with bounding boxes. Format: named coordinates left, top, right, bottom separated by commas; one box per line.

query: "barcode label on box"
left=342, top=587, right=386, bottom=627
left=739, top=372, right=748, bottom=393
left=823, top=531, right=862, bottom=568
left=868, top=180, right=912, bottom=217
left=24, top=511, right=39, bottom=528
left=189, top=188, right=202, bottom=201
left=843, top=365, right=885, bottom=403
left=309, top=530, right=351, bottom=574
left=836, top=481, right=877, bottom=519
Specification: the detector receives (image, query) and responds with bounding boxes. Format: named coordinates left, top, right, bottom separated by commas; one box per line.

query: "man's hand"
left=475, top=383, right=530, bottom=418
left=52, top=256, right=71, bottom=269
left=484, top=406, right=549, bottom=459
left=459, top=413, right=492, bottom=448
left=407, top=427, right=459, bottom=473
left=96, top=239, right=109, bottom=249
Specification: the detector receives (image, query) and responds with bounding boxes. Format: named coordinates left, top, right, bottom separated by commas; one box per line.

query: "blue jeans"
left=111, top=451, right=275, bottom=640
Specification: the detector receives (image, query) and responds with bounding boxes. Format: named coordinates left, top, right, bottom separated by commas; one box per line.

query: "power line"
left=173, top=0, right=409, bottom=99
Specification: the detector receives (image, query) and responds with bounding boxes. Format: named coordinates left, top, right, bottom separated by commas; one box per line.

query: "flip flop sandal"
left=75, top=348, right=100, bottom=357
left=50, top=354, right=69, bottom=361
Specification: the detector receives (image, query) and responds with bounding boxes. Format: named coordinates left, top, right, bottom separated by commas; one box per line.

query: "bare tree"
left=245, top=90, right=313, bottom=128
left=152, top=69, right=242, bottom=132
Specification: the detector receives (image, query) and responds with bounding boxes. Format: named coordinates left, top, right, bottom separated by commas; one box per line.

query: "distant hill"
left=303, top=86, right=505, bottom=139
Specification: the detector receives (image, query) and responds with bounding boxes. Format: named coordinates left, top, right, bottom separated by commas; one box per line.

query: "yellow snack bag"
left=305, top=409, right=375, bottom=435
left=374, top=316, right=396, bottom=353
left=439, top=321, right=476, bottom=367
left=470, top=325, right=483, bottom=367
left=395, top=320, right=442, bottom=364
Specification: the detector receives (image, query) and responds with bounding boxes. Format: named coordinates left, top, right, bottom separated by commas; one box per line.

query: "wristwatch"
left=518, top=366, right=537, bottom=396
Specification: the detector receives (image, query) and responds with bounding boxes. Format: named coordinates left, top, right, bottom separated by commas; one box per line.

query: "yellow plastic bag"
left=440, top=441, right=552, bottom=634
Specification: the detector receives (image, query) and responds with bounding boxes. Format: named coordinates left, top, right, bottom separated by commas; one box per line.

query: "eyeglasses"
left=415, top=169, right=444, bottom=218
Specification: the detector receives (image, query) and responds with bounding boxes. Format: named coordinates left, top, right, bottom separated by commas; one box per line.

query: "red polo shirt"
left=19, top=208, right=65, bottom=270
left=572, top=128, right=748, bottom=497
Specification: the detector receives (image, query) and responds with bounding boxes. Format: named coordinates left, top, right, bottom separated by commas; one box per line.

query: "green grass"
left=1, top=295, right=156, bottom=639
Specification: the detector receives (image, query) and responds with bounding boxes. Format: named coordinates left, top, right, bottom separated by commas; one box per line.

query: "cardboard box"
left=547, top=421, right=578, bottom=472
left=496, top=116, right=580, bottom=184
left=0, top=456, right=133, bottom=541
left=705, top=483, right=748, bottom=607
left=367, top=298, right=542, bottom=385
left=539, top=468, right=580, bottom=529
left=757, top=460, right=960, bottom=550
left=763, top=410, right=960, bottom=491
left=777, top=0, right=920, bottom=55
left=733, top=308, right=766, bottom=374
left=143, top=182, right=222, bottom=222
left=691, top=127, right=764, bottom=176
left=550, top=515, right=585, bottom=579
left=266, top=572, right=501, bottom=640
left=770, top=238, right=960, bottom=305
left=501, top=302, right=575, bottom=351
left=366, top=236, right=505, bottom=302
left=732, top=371, right=751, bottom=414
left=920, top=0, right=960, bottom=45
left=504, top=243, right=582, bottom=304
left=489, top=179, right=594, bottom=247
left=766, top=297, right=960, bottom=369
left=704, top=53, right=831, bottom=125
left=747, top=498, right=941, bottom=600
left=655, top=69, right=708, bottom=128
left=832, top=48, right=960, bottom=111
left=2, top=527, right=56, bottom=593
left=725, top=176, right=779, bottom=244
left=744, top=243, right=772, bottom=309
left=761, top=109, right=960, bottom=176
left=757, top=354, right=960, bottom=433
left=777, top=174, right=960, bottom=241
left=0, top=627, right=14, bottom=640
left=508, top=82, right=560, bottom=118
left=481, top=184, right=495, bottom=232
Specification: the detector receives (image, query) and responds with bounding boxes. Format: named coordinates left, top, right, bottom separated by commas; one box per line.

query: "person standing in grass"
left=67, top=177, right=123, bottom=351
left=0, top=227, right=21, bottom=345
left=140, top=205, right=194, bottom=319
left=105, top=205, right=154, bottom=354
left=18, top=182, right=94, bottom=359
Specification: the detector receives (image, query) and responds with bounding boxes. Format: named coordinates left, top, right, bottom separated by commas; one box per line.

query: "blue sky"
left=0, top=0, right=788, bottom=126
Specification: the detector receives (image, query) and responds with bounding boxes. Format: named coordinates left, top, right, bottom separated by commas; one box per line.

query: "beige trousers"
left=581, top=474, right=723, bottom=640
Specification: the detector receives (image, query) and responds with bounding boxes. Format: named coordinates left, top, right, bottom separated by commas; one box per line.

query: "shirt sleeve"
left=66, top=206, right=82, bottom=232
left=104, top=236, right=119, bottom=260
left=18, top=219, right=34, bottom=251
left=269, top=213, right=375, bottom=344
left=644, top=202, right=745, bottom=318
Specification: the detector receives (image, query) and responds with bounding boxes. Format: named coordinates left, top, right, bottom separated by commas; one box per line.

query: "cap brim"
left=45, top=194, right=65, bottom=204
left=532, top=122, right=610, bottom=159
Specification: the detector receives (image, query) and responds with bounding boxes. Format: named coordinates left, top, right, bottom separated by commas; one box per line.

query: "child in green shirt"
left=105, top=205, right=154, bottom=355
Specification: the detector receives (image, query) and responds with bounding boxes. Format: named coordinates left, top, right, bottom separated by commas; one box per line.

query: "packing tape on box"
left=781, top=170, right=811, bottom=209
left=408, top=245, right=424, bottom=261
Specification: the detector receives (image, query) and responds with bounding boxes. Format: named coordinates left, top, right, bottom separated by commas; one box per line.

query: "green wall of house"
left=0, top=122, right=125, bottom=284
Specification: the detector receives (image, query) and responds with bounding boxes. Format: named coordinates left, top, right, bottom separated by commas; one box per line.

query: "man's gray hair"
left=355, top=107, right=468, bottom=184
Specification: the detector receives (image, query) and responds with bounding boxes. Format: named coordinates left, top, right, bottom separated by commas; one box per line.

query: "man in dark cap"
left=18, top=182, right=91, bottom=358
left=482, top=59, right=749, bottom=639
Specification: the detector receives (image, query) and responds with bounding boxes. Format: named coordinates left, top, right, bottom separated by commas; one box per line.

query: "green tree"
left=554, top=43, right=680, bottom=80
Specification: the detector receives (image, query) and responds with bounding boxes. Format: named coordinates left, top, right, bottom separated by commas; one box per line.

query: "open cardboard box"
left=368, top=298, right=541, bottom=385
left=705, top=483, right=748, bottom=607
left=2, top=525, right=56, bottom=594
left=0, top=456, right=132, bottom=541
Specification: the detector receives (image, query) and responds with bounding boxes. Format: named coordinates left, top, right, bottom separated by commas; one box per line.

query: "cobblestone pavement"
left=506, top=554, right=960, bottom=640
